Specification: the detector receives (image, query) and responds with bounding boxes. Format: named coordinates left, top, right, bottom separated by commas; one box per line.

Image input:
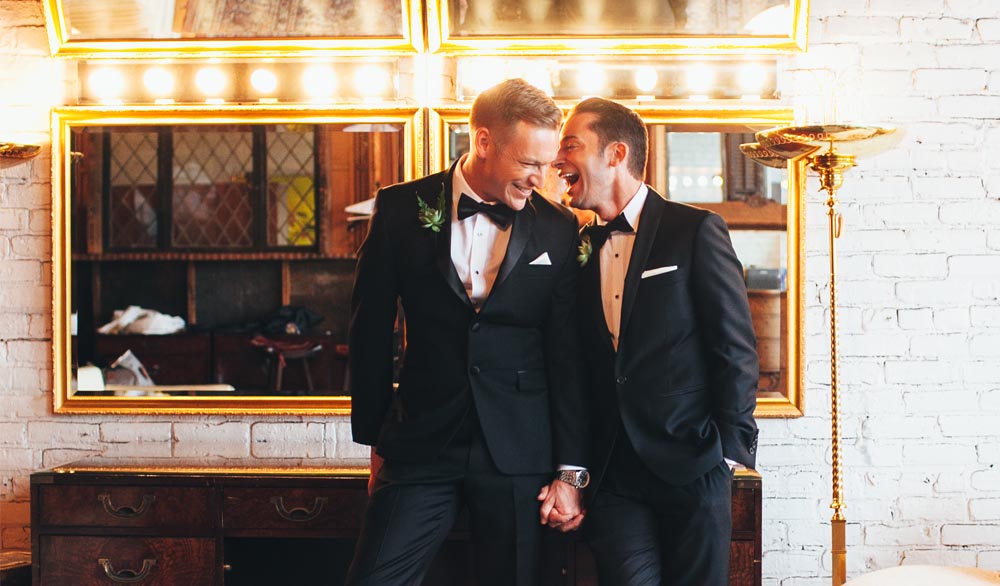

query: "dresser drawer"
left=37, top=485, right=213, bottom=530
left=38, top=536, right=215, bottom=586
left=223, top=487, right=367, bottom=530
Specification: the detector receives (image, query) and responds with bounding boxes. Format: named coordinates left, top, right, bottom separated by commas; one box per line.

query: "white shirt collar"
left=598, top=183, right=648, bottom=232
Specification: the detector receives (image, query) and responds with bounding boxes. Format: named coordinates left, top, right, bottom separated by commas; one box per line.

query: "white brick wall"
left=2, top=0, right=1000, bottom=581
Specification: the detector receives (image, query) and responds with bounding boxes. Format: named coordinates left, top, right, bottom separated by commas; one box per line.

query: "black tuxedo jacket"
left=350, top=164, right=588, bottom=475
left=579, top=188, right=759, bottom=489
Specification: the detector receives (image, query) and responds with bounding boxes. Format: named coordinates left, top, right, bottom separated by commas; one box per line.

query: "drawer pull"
left=98, top=493, right=156, bottom=518
left=98, top=558, right=156, bottom=583
left=270, top=496, right=328, bottom=522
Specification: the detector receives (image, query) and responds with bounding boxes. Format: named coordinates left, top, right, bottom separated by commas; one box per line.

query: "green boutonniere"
left=577, top=233, right=593, bottom=267
left=417, top=184, right=447, bottom=232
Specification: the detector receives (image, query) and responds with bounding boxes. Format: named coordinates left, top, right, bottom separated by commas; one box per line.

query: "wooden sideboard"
left=31, top=460, right=761, bottom=585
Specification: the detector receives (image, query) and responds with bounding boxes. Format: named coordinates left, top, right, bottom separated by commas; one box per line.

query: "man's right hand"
left=368, top=448, right=383, bottom=496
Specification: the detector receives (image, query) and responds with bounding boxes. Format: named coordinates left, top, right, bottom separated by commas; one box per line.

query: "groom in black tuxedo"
left=346, top=79, right=589, bottom=586
left=554, top=98, right=759, bottom=585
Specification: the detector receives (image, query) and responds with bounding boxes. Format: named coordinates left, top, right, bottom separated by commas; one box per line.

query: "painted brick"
left=874, top=253, right=948, bottom=278
left=942, top=524, right=1000, bottom=545
left=903, top=389, right=979, bottom=414
left=865, top=524, right=939, bottom=546
left=939, top=415, right=1000, bottom=437
left=173, top=422, right=250, bottom=458
left=979, top=19, right=1000, bottom=41
left=250, top=421, right=325, bottom=458
left=27, top=422, right=101, bottom=446
left=909, top=333, right=969, bottom=356
left=332, top=420, right=368, bottom=461
left=901, top=18, right=977, bottom=42
left=885, top=360, right=957, bottom=384
left=897, top=308, right=933, bottom=330
left=970, top=469, right=1000, bottom=491
left=970, top=499, right=1000, bottom=521
left=901, top=443, right=978, bottom=466
left=897, top=496, right=969, bottom=521
left=933, top=307, right=972, bottom=331
left=861, top=416, right=939, bottom=440
left=861, top=203, right=939, bottom=228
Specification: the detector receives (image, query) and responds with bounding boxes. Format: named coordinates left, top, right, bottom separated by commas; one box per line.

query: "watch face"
left=578, top=470, right=590, bottom=488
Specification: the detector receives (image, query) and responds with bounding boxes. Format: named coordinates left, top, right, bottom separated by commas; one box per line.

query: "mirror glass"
left=53, top=108, right=420, bottom=413
left=430, top=0, right=808, bottom=53
left=433, top=108, right=803, bottom=416
left=44, top=0, right=423, bottom=56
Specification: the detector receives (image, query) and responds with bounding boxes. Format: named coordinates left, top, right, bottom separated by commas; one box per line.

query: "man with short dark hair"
left=347, top=79, right=589, bottom=586
left=554, top=97, right=759, bottom=586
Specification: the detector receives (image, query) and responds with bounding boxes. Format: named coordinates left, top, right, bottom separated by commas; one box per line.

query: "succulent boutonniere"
left=577, top=233, right=593, bottom=267
left=417, top=184, right=447, bottom=232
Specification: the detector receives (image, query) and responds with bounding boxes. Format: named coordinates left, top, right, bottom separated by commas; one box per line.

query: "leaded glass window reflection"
left=267, top=125, right=317, bottom=247
left=108, top=130, right=159, bottom=249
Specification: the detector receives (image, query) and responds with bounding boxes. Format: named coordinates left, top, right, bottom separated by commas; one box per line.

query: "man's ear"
left=607, top=141, right=629, bottom=168
left=472, top=126, right=492, bottom=158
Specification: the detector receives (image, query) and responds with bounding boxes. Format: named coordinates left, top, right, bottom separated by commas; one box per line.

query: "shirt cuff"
left=558, top=464, right=586, bottom=471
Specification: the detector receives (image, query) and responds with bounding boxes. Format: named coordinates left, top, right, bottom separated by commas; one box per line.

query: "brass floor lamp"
left=741, top=124, right=902, bottom=586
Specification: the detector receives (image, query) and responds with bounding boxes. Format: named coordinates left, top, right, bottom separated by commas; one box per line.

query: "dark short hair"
left=470, top=79, right=563, bottom=144
left=568, top=97, right=648, bottom=180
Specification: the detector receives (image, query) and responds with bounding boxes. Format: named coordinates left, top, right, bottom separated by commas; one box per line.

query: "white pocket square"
left=529, top=252, right=552, bottom=266
left=641, top=265, right=678, bottom=279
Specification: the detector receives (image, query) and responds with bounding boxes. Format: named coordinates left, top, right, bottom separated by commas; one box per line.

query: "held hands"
left=537, top=480, right=585, bottom=532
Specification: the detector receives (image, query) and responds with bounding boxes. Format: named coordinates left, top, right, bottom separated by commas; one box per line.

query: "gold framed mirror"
left=427, top=0, right=809, bottom=54
left=42, top=0, right=425, bottom=58
left=431, top=103, right=804, bottom=416
left=52, top=105, right=422, bottom=414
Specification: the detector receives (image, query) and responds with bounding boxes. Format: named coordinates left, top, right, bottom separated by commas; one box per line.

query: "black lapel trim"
left=492, top=194, right=537, bottom=291
left=434, top=162, right=472, bottom=307
left=618, top=189, right=666, bottom=349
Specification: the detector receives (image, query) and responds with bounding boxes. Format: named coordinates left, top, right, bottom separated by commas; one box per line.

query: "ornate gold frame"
left=42, top=0, right=425, bottom=58
left=427, top=0, right=809, bottom=55
left=430, top=103, right=804, bottom=417
left=51, top=104, right=423, bottom=414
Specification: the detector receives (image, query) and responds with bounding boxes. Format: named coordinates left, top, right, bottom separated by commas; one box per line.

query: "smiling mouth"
left=560, top=172, right=580, bottom=186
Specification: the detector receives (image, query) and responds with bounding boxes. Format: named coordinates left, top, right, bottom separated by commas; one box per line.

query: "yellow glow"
left=738, top=63, right=768, bottom=94
left=250, top=69, right=278, bottom=94
left=143, top=67, right=174, bottom=97
left=88, top=67, right=125, bottom=101
left=460, top=58, right=505, bottom=98
left=353, top=64, right=390, bottom=96
left=685, top=64, right=715, bottom=94
left=195, top=67, right=226, bottom=97
left=302, top=65, right=337, bottom=99
left=578, top=63, right=606, bottom=95
left=634, top=66, right=658, bottom=92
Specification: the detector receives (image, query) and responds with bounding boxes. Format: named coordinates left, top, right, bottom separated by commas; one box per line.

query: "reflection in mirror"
left=44, top=0, right=424, bottom=56
left=60, top=0, right=404, bottom=39
left=53, top=108, right=420, bottom=413
left=433, top=110, right=802, bottom=416
left=447, top=0, right=790, bottom=36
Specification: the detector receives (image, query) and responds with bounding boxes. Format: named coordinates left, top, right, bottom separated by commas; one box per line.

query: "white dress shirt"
left=600, top=184, right=648, bottom=350
left=450, top=156, right=512, bottom=309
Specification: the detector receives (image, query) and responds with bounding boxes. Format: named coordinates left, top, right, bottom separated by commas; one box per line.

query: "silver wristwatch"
left=556, top=469, right=590, bottom=489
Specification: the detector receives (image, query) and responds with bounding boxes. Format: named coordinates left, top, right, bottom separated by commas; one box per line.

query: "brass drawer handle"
left=270, top=496, right=328, bottom=522
left=98, top=558, right=156, bottom=583
left=98, top=493, right=156, bottom=518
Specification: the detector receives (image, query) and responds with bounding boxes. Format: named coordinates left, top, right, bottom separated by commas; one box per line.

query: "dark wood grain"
left=39, top=536, right=214, bottom=586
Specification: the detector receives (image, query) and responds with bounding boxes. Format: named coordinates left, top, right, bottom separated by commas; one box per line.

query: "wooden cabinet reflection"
left=71, top=123, right=403, bottom=396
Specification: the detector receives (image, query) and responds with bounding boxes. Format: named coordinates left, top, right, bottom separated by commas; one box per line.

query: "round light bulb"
left=250, top=69, right=278, bottom=94
left=88, top=67, right=125, bottom=101
left=738, top=63, right=768, bottom=94
left=195, top=67, right=226, bottom=97
left=634, top=66, right=658, bottom=92
left=142, top=67, right=174, bottom=97
left=578, top=63, right=607, bottom=96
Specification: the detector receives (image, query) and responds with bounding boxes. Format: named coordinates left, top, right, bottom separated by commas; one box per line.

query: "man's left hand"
left=537, top=480, right=585, bottom=532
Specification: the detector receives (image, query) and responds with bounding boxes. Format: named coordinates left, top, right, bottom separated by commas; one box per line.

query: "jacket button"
left=471, top=322, right=481, bottom=332
left=616, top=376, right=627, bottom=385
left=470, top=366, right=481, bottom=375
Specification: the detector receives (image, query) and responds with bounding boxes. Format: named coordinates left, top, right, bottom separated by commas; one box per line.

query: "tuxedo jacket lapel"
left=493, top=196, right=536, bottom=292
left=618, top=189, right=666, bottom=351
left=433, top=164, right=472, bottom=308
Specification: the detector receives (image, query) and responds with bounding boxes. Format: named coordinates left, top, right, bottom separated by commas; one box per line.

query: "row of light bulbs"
left=84, top=61, right=396, bottom=104
left=80, top=58, right=777, bottom=105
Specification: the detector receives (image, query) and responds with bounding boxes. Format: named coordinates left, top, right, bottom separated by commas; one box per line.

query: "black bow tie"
left=457, top=193, right=515, bottom=228
left=584, top=214, right=633, bottom=251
